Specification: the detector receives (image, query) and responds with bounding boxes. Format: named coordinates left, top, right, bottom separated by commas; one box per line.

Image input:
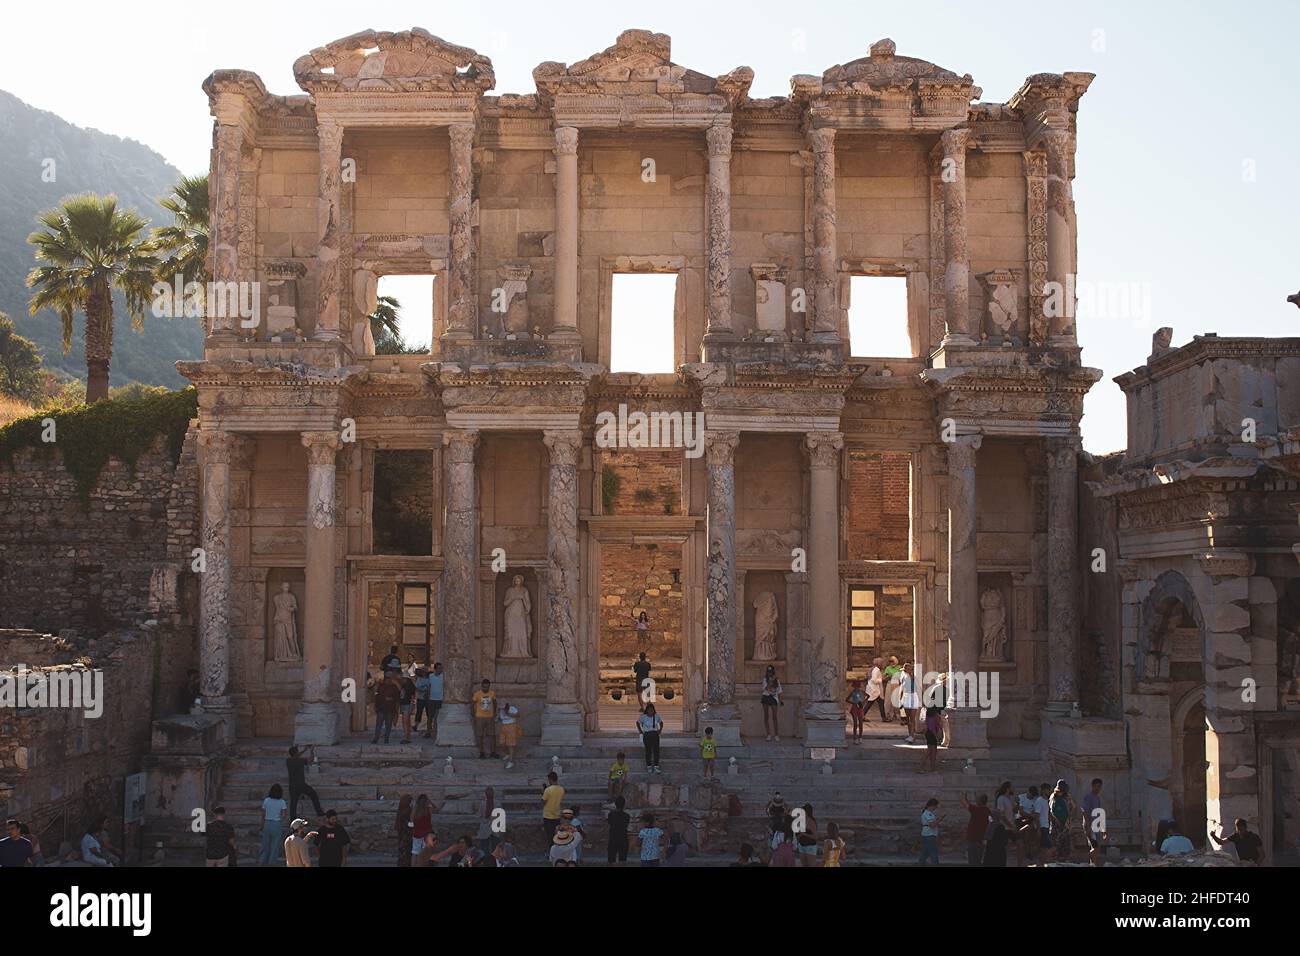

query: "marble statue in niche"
left=272, top=582, right=302, bottom=662
left=501, top=574, right=533, bottom=658
left=980, top=587, right=1007, bottom=661
left=753, top=591, right=779, bottom=661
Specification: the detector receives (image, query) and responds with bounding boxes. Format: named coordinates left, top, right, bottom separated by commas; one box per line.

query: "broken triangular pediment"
left=294, top=28, right=495, bottom=94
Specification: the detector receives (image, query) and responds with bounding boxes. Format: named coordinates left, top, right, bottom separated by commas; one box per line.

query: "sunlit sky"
left=3, top=0, right=1296, bottom=453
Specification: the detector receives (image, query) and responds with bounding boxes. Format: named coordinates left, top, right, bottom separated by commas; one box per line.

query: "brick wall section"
left=0, top=435, right=183, bottom=633
left=846, top=451, right=911, bottom=560
left=603, top=449, right=682, bottom=516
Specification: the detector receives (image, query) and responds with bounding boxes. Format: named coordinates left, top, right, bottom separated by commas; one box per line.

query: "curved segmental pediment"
left=293, top=28, right=495, bottom=94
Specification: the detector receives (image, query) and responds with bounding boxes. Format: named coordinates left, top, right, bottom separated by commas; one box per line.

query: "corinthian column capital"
left=940, top=127, right=971, bottom=158
left=301, top=431, right=341, bottom=465
left=543, top=429, right=582, bottom=464
left=805, top=431, right=844, bottom=469
left=442, top=428, right=480, bottom=463
left=806, top=127, right=836, bottom=153
left=706, top=124, right=733, bottom=157
left=554, top=126, right=579, bottom=155
left=704, top=431, right=740, bottom=468
left=448, top=123, right=475, bottom=152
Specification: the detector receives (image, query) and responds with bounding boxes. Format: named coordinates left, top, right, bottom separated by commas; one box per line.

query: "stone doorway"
left=597, top=540, right=684, bottom=732
left=1174, top=690, right=1208, bottom=848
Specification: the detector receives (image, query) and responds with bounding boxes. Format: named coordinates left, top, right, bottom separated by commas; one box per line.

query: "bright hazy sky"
left=3, top=0, right=1296, bottom=453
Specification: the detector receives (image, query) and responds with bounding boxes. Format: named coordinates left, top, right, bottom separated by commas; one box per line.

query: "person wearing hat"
left=284, top=818, right=317, bottom=868
left=313, top=810, right=351, bottom=867
left=549, top=823, right=580, bottom=866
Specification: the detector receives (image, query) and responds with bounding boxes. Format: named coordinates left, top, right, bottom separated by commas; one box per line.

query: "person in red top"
left=372, top=671, right=402, bottom=744
left=961, top=791, right=993, bottom=867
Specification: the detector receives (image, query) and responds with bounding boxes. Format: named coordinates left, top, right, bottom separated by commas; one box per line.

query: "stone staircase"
left=144, top=732, right=1116, bottom=865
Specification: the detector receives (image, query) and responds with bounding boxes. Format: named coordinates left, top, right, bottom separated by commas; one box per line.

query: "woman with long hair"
left=760, top=665, right=783, bottom=741
left=259, top=783, right=288, bottom=865
left=635, top=611, right=650, bottom=652
left=412, top=794, right=436, bottom=865
left=983, top=781, right=1016, bottom=867
left=395, top=794, right=413, bottom=867
left=637, top=702, right=664, bottom=774
left=1048, top=780, right=1077, bottom=862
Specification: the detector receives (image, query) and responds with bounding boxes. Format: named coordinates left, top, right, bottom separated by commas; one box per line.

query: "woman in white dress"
left=899, top=661, right=921, bottom=742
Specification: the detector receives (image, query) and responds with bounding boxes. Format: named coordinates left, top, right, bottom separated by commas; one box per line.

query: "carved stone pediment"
left=793, top=38, right=979, bottom=109
left=533, top=29, right=752, bottom=110
left=294, top=29, right=495, bottom=94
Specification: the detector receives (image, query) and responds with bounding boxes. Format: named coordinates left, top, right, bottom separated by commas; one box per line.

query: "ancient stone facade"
left=181, top=28, right=1101, bottom=752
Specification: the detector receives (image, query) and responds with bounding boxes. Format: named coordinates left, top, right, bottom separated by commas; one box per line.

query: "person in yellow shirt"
left=822, top=821, right=846, bottom=867
left=541, top=771, right=566, bottom=843
left=700, top=726, right=718, bottom=778
left=608, top=751, right=630, bottom=800
left=471, top=679, right=498, bottom=758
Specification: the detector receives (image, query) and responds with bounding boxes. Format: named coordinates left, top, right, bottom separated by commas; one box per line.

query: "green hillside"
left=0, top=89, right=204, bottom=388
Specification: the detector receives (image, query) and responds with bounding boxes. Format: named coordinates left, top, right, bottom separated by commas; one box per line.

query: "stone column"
left=940, top=128, right=974, bottom=344
left=541, top=430, right=584, bottom=746
left=704, top=124, right=735, bottom=341
left=947, top=433, right=989, bottom=753
left=313, top=120, right=344, bottom=343
left=295, top=431, right=341, bottom=745
left=437, top=429, right=479, bottom=745
left=804, top=431, right=845, bottom=745
left=196, top=430, right=238, bottom=736
left=807, top=127, right=840, bottom=342
left=551, top=127, right=581, bottom=343
left=1045, top=437, right=1080, bottom=710
left=704, top=431, right=742, bottom=744
left=444, top=124, right=476, bottom=343
left=1043, top=129, right=1077, bottom=346
left=210, top=124, right=243, bottom=339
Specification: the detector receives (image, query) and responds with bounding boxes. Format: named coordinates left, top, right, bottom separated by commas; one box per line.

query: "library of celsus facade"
left=183, top=27, right=1102, bottom=756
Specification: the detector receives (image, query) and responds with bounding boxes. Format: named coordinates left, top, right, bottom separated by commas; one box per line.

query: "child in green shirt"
left=608, top=751, right=630, bottom=799
left=700, top=727, right=718, bottom=778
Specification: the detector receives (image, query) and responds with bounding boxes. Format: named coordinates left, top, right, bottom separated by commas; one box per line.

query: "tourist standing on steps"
left=636, top=812, right=665, bottom=867
left=700, top=725, right=717, bottom=777
left=918, top=798, right=942, bottom=865
left=412, top=794, right=437, bottom=865
left=635, top=610, right=651, bottom=652
left=796, top=803, right=819, bottom=866
left=1048, top=780, right=1077, bottom=862
left=284, top=818, right=316, bottom=867
left=606, top=796, right=630, bottom=865
left=477, top=788, right=501, bottom=855
left=372, top=670, right=401, bottom=744
left=204, top=806, right=236, bottom=868
left=1080, top=778, right=1107, bottom=865
left=426, top=662, right=445, bottom=737
left=822, top=822, right=846, bottom=867
left=259, top=783, right=288, bottom=865
left=313, top=810, right=351, bottom=867
left=498, top=699, right=520, bottom=768
left=983, top=781, right=1016, bottom=867
left=847, top=681, right=866, bottom=742
left=608, top=751, right=631, bottom=800
left=398, top=669, right=417, bottom=743
left=638, top=703, right=664, bottom=773
left=633, top=652, right=653, bottom=706
left=900, top=662, right=921, bottom=742
left=866, top=658, right=887, bottom=722
left=541, top=771, right=566, bottom=844
left=472, top=679, right=499, bottom=758
left=380, top=644, right=401, bottom=673
left=395, top=794, right=413, bottom=867
left=760, top=665, right=783, bottom=741
left=883, top=656, right=903, bottom=722
left=960, top=792, right=992, bottom=866
left=286, top=745, right=323, bottom=819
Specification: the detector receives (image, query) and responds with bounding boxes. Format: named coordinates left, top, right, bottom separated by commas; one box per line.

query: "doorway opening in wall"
left=848, top=275, right=912, bottom=358
left=372, top=274, right=434, bottom=354
left=372, top=450, right=434, bottom=555
left=844, top=584, right=914, bottom=738
left=597, top=540, right=684, bottom=734
left=610, top=273, right=677, bottom=373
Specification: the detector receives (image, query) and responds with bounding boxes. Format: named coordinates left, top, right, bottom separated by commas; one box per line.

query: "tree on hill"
left=0, top=312, right=44, bottom=403
left=26, top=193, right=159, bottom=402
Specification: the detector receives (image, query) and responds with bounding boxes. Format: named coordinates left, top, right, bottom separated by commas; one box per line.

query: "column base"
left=944, top=707, right=990, bottom=757
left=294, top=701, right=340, bottom=746
left=540, top=701, right=584, bottom=748
left=942, top=332, right=978, bottom=347
left=803, top=703, right=846, bottom=746
left=697, top=703, right=742, bottom=746
left=547, top=327, right=581, bottom=344
left=199, top=695, right=238, bottom=747
left=310, top=330, right=342, bottom=344
left=434, top=703, right=476, bottom=747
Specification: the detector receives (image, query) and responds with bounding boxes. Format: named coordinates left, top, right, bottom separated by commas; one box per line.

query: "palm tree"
left=150, top=174, right=210, bottom=293
left=27, top=193, right=158, bottom=402
left=369, top=295, right=402, bottom=344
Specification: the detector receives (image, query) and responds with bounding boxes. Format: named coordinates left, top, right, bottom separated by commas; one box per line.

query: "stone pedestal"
left=435, top=704, right=475, bottom=749
left=697, top=702, right=742, bottom=747
left=293, top=701, right=339, bottom=747
left=539, top=701, right=584, bottom=748
left=945, top=707, right=990, bottom=757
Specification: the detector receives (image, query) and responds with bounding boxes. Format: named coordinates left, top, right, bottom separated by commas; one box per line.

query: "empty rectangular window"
left=372, top=450, right=434, bottom=555
left=373, top=274, right=435, bottom=354
left=848, top=275, right=912, bottom=358
left=610, top=273, right=676, bottom=373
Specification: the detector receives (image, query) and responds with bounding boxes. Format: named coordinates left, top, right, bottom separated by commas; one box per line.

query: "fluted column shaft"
left=805, top=432, right=844, bottom=726
left=446, top=124, right=476, bottom=340
left=210, top=124, right=243, bottom=338
left=544, top=430, right=581, bottom=704
left=705, top=432, right=740, bottom=704
left=948, top=434, right=982, bottom=675
left=301, top=432, right=340, bottom=702
left=1046, top=437, right=1081, bottom=706
left=197, top=431, right=237, bottom=705
left=807, top=128, right=839, bottom=341
left=313, top=121, right=343, bottom=342
left=705, top=125, right=734, bottom=339
left=552, top=127, right=580, bottom=341
left=940, top=128, right=974, bottom=343
left=1043, top=129, right=1077, bottom=345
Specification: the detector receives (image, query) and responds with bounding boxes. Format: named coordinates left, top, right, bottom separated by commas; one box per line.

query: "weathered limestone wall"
left=598, top=542, right=684, bottom=661
left=477, top=142, right=554, bottom=337
left=0, top=437, right=187, bottom=634
left=601, top=449, right=683, bottom=516
left=0, top=625, right=195, bottom=856
left=845, top=451, right=910, bottom=561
